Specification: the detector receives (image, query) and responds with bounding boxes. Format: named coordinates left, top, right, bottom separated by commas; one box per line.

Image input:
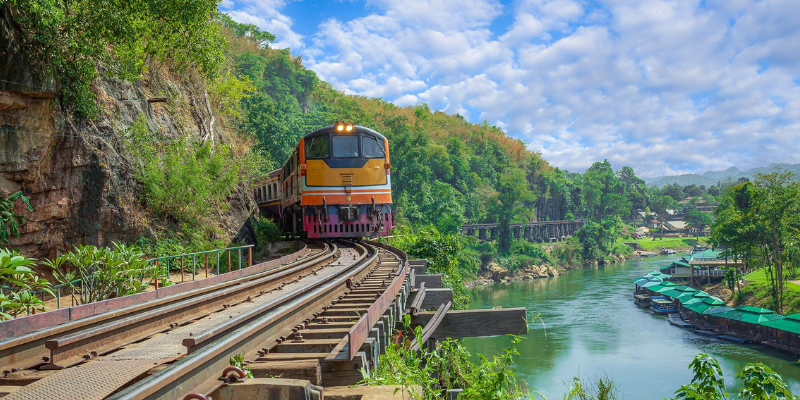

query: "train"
left=253, top=123, right=394, bottom=239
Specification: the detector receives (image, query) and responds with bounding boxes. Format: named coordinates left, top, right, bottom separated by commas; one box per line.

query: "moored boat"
left=650, top=297, right=676, bottom=314
left=661, top=248, right=677, bottom=255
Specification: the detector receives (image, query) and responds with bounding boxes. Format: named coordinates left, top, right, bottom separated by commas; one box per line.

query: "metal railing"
left=147, top=245, right=254, bottom=287
left=1, top=245, right=254, bottom=318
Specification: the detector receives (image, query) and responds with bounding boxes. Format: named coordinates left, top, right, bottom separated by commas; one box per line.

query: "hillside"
left=645, top=163, right=800, bottom=188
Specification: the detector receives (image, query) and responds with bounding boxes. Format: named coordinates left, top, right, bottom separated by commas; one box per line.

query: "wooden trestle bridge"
left=460, top=219, right=586, bottom=243
left=0, top=240, right=526, bottom=400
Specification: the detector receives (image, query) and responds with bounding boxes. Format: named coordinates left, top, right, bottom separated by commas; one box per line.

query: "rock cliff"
left=0, top=15, right=250, bottom=258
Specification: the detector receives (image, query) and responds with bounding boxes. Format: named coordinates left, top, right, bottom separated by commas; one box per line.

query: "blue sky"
left=220, top=0, right=800, bottom=177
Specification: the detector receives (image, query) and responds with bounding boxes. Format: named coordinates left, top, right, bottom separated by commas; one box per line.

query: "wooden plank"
left=248, top=360, right=321, bottom=385
left=409, top=282, right=426, bottom=315
left=420, top=289, right=452, bottom=310
left=409, top=302, right=451, bottom=351
left=415, top=274, right=442, bottom=289
left=411, top=308, right=528, bottom=339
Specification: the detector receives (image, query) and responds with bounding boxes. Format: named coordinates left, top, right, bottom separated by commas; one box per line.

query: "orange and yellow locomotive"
left=254, top=123, right=393, bottom=239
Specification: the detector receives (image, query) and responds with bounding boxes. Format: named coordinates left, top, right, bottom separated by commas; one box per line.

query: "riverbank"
left=463, top=255, right=800, bottom=399
left=466, top=250, right=631, bottom=288
left=622, top=237, right=712, bottom=252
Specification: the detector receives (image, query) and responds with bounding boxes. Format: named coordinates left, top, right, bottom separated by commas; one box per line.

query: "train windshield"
left=362, top=136, right=385, bottom=158
left=305, top=135, right=329, bottom=158
left=332, top=135, right=359, bottom=158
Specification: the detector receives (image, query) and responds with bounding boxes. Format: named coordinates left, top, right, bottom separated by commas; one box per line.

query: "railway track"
left=0, top=240, right=409, bottom=400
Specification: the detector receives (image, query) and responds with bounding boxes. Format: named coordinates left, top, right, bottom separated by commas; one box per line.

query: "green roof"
left=736, top=305, right=774, bottom=314
left=692, top=291, right=711, bottom=298
left=682, top=296, right=727, bottom=313
left=760, top=317, right=800, bottom=334
left=674, top=261, right=691, bottom=268
left=677, top=292, right=699, bottom=303
left=710, top=307, right=783, bottom=324
left=660, top=289, right=685, bottom=298
left=785, top=314, right=800, bottom=322
left=703, top=297, right=726, bottom=306
left=692, top=249, right=722, bottom=261
left=633, top=272, right=671, bottom=284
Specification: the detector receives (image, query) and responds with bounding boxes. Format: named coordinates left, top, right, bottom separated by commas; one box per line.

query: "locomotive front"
left=297, top=123, right=393, bottom=238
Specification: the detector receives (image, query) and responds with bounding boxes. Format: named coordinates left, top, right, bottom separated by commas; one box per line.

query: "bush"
left=0, top=249, right=52, bottom=320
left=670, top=353, right=795, bottom=400
left=44, top=243, right=159, bottom=304
left=551, top=237, right=584, bottom=267
left=362, top=316, right=529, bottom=399
left=390, top=226, right=469, bottom=308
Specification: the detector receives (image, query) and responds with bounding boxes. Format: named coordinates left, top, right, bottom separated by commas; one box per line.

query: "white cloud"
left=221, top=1, right=304, bottom=50
left=226, top=0, right=800, bottom=177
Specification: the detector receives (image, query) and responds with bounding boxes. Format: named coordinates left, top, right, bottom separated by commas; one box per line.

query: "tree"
left=489, top=168, right=536, bottom=253
left=663, top=183, right=685, bottom=201
left=710, top=171, right=800, bottom=313
left=581, top=161, right=631, bottom=222
left=650, top=195, right=676, bottom=240
left=684, top=208, right=713, bottom=239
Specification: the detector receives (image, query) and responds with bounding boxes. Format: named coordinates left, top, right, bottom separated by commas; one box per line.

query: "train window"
left=363, top=136, right=385, bottom=158
left=306, top=136, right=329, bottom=159
left=332, top=136, right=359, bottom=158
left=268, top=185, right=272, bottom=200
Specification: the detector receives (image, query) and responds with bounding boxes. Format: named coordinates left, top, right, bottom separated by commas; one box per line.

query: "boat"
left=661, top=248, right=677, bottom=255
left=634, top=294, right=652, bottom=307
left=693, top=244, right=707, bottom=252
left=650, top=298, right=676, bottom=314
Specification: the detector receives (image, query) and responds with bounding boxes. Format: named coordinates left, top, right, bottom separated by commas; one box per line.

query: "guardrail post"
left=181, top=257, right=185, bottom=283
left=192, top=254, right=196, bottom=281
left=238, top=248, right=242, bottom=271
left=248, top=247, right=252, bottom=267
left=227, top=250, right=231, bottom=273
left=155, top=260, right=159, bottom=290
left=216, top=251, right=220, bottom=275
left=205, top=253, right=209, bottom=278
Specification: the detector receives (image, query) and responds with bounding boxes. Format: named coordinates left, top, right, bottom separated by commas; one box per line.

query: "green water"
left=463, top=256, right=800, bottom=399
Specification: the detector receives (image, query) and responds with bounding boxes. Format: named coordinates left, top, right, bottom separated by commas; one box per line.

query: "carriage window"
left=332, top=136, right=359, bottom=158
left=362, top=136, right=385, bottom=158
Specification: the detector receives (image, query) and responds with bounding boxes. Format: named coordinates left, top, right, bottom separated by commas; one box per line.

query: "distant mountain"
left=644, top=163, right=800, bottom=188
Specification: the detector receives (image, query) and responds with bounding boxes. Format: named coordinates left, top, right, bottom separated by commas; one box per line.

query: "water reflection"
left=463, top=256, right=800, bottom=399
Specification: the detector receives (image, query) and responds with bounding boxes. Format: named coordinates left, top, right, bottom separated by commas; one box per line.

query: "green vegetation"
left=389, top=226, right=469, bottom=308
left=669, top=354, right=796, bottom=400
left=0, top=249, right=52, bottom=319
left=710, top=171, right=800, bottom=313
left=362, top=315, right=529, bottom=399
left=620, top=237, right=710, bottom=252
left=44, top=243, right=159, bottom=304
left=4, top=0, right=224, bottom=116
left=0, top=192, right=32, bottom=244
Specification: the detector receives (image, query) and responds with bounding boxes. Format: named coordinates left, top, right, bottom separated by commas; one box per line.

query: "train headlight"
left=335, top=122, right=354, bottom=133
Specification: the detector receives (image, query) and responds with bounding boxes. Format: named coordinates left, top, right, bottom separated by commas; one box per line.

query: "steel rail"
left=41, top=243, right=340, bottom=369
left=0, top=243, right=330, bottom=372
left=108, top=242, right=382, bottom=400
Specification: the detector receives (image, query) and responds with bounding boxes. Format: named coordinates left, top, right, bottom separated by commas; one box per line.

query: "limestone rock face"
left=0, top=17, right=249, bottom=258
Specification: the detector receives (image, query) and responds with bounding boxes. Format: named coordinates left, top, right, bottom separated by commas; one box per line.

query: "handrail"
left=144, top=245, right=253, bottom=264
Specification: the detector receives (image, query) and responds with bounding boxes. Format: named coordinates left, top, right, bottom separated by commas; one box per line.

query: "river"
left=462, top=256, right=800, bottom=399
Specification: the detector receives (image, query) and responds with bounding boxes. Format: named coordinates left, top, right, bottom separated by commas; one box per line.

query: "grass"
left=738, top=268, right=800, bottom=314
left=619, top=237, right=711, bottom=252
